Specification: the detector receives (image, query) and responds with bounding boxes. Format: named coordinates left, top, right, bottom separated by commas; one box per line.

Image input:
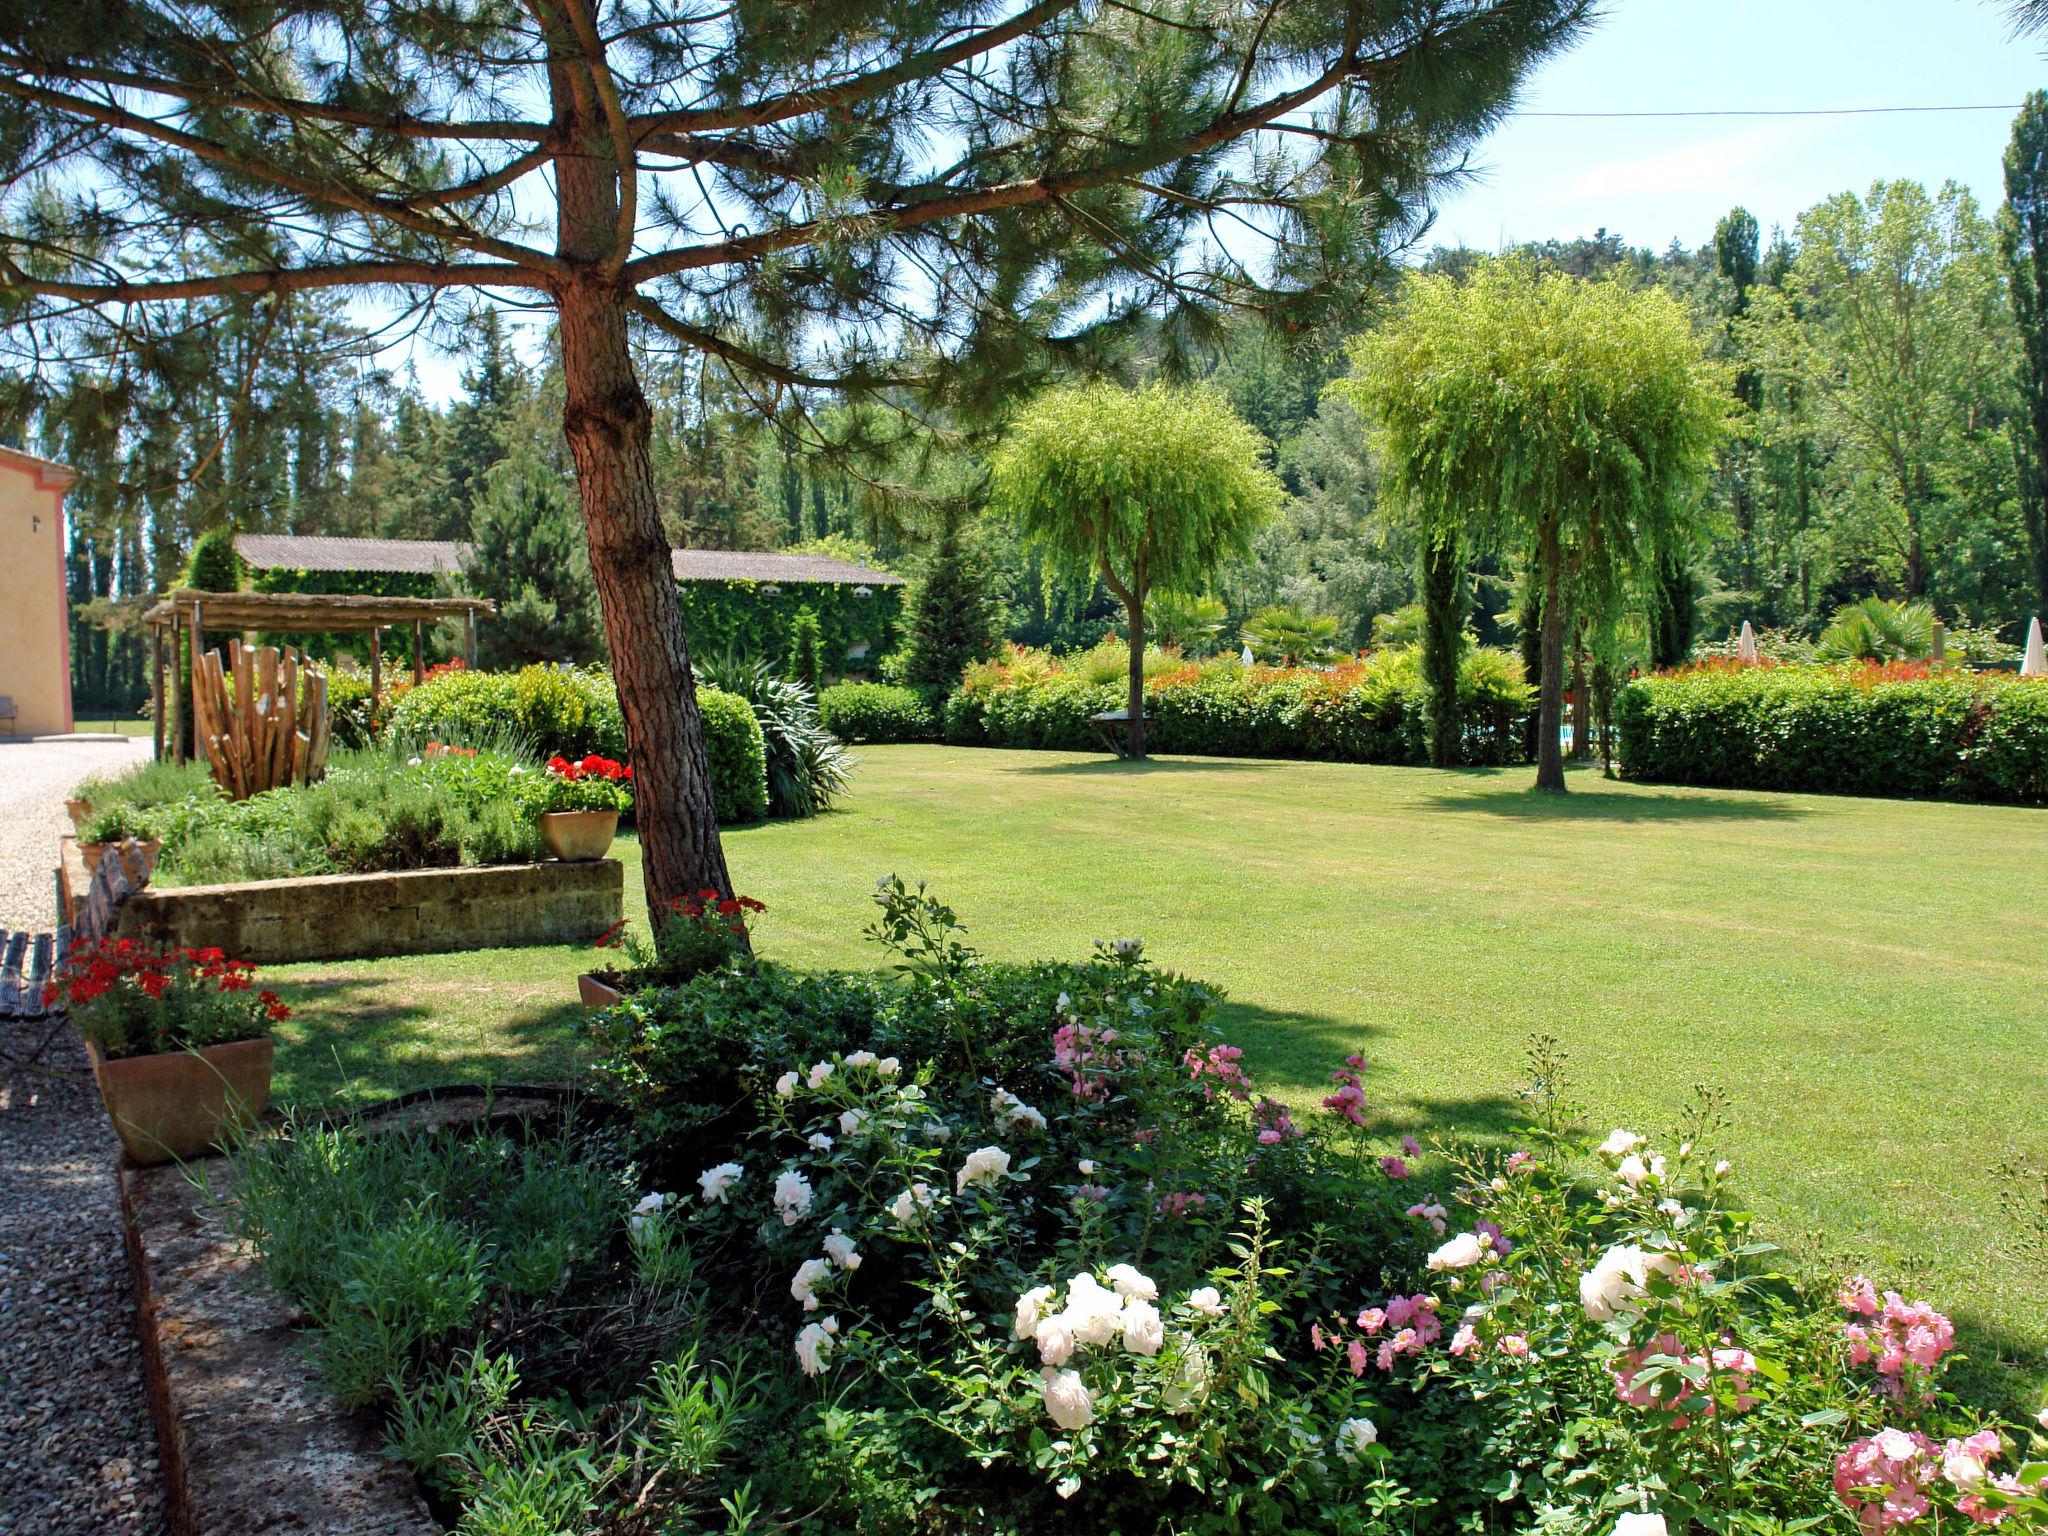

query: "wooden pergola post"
left=411, top=620, right=425, bottom=686
left=368, top=626, right=382, bottom=712
left=188, top=598, right=205, bottom=765
left=463, top=608, right=477, bottom=667
left=151, top=625, right=165, bottom=761
left=167, top=612, right=183, bottom=766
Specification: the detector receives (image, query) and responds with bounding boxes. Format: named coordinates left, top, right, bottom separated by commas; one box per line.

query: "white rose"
left=1714, top=1159, right=1733, bottom=1176
left=956, top=1145, right=1013, bottom=1193
left=839, top=1109, right=868, bottom=1137
left=806, top=1061, right=834, bottom=1090
left=791, top=1256, right=832, bottom=1311
left=1616, top=1154, right=1650, bottom=1188
left=1598, top=1129, right=1643, bottom=1157
left=1186, top=1286, right=1225, bottom=1316
left=794, top=1316, right=838, bottom=1376
left=1943, top=1446, right=1990, bottom=1490
left=807, top=1133, right=834, bottom=1151
left=823, top=1231, right=862, bottom=1271
left=1120, top=1299, right=1165, bottom=1357
left=697, top=1164, right=741, bottom=1204
left=1613, top=1516, right=1668, bottom=1536
left=1014, top=1284, right=1057, bottom=1339
left=1040, top=1367, right=1095, bottom=1431
left=1648, top=1154, right=1667, bottom=1182
left=1077, top=1159, right=1095, bottom=1176
left=774, top=1072, right=799, bottom=1098
left=1105, top=1263, right=1158, bottom=1301
left=773, top=1170, right=814, bottom=1226
left=1064, top=1274, right=1124, bottom=1347
left=1579, top=1243, right=1680, bottom=1321
left=843, top=1049, right=876, bottom=1068
left=1034, top=1313, right=1077, bottom=1366
left=1335, top=1416, right=1378, bottom=1464
left=1427, top=1232, right=1486, bottom=1271
left=876, top=1057, right=901, bottom=1078
left=889, top=1182, right=934, bottom=1227
left=2037, top=1404, right=2048, bottom=1431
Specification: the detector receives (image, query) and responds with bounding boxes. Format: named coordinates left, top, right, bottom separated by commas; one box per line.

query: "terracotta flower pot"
left=65, top=798, right=92, bottom=829
left=540, top=809, right=618, bottom=861
left=78, top=839, right=162, bottom=876
left=84, top=1035, right=274, bottom=1166
left=577, top=972, right=626, bottom=1009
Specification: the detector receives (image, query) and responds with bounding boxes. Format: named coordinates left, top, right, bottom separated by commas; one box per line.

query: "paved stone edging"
left=117, top=1157, right=439, bottom=1536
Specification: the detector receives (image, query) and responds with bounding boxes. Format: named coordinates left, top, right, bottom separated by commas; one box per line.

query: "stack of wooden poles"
left=190, top=640, right=333, bottom=800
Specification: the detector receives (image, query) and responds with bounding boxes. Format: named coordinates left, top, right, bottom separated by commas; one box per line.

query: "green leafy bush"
left=693, top=653, right=851, bottom=818
left=674, top=578, right=901, bottom=677
left=386, top=663, right=769, bottom=823
left=944, top=644, right=1530, bottom=766
left=818, top=681, right=938, bottom=743
left=323, top=670, right=378, bottom=748
left=1617, top=662, right=2048, bottom=804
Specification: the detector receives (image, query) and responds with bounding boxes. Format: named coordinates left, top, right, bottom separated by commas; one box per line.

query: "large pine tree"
left=1, top=0, right=1594, bottom=909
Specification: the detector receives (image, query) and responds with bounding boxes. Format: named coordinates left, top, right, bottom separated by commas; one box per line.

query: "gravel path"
left=1, top=735, right=166, bottom=1535
left=0, top=735, right=155, bottom=932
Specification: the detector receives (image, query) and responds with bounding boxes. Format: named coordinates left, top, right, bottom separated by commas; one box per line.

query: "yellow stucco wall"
left=0, top=447, right=76, bottom=736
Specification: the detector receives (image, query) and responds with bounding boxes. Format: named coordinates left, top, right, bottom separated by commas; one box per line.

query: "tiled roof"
left=669, top=549, right=904, bottom=585
left=234, top=533, right=472, bottom=576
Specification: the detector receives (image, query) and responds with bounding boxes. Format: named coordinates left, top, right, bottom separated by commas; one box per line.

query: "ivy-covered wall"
left=248, top=566, right=453, bottom=664
left=674, top=579, right=901, bottom=673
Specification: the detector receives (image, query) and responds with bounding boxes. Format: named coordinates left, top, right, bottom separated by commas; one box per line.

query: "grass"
left=71, top=717, right=153, bottom=736
left=262, top=745, right=2048, bottom=1398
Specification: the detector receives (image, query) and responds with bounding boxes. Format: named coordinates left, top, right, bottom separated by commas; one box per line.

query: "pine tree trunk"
left=556, top=279, right=736, bottom=914
left=1533, top=520, right=1568, bottom=794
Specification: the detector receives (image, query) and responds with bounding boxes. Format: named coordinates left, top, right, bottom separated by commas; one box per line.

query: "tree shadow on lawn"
left=1007, top=756, right=1275, bottom=776
left=270, top=974, right=595, bottom=1110
left=1421, top=779, right=1807, bottom=824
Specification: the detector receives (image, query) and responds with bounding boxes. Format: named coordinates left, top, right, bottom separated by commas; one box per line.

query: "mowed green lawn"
left=264, top=745, right=2048, bottom=1397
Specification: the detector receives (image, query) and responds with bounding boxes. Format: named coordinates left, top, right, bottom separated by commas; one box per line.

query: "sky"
left=399, top=0, right=2043, bottom=399
left=1424, top=0, right=2043, bottom=254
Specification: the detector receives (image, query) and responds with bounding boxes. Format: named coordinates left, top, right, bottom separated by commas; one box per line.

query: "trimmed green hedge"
left=386, top=664, right=769, bottom=823
left=675, top=579, right=901, bottom=674
left=942, top=646, right=1531, bottom=766
left=818, top=682, right=938, bottom=743
left=1616, top=664, right=2048, bottom=804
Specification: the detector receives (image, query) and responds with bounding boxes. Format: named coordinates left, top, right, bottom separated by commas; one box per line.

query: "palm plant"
left=1814, top=598, right=1937, bottom=663
left=1147, top=592, right=1232, bottom=657
left=692, top=652, right=852, bottom=819
left=1240, top=605, right=1345, bottom=666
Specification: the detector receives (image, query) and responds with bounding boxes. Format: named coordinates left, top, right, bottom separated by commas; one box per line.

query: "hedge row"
left=1616, top=663, right=2048, bottom=804
left=818, top=682, right=939, bottom=743
left=932, top=647, right=1532, bottom=766
left=675, top=579, right=901, bottom=672
left=385, top=663, right=770, bottom=822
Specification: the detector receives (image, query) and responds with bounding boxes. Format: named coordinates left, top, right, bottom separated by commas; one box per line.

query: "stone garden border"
left=110, top=859, right=623, bottom=965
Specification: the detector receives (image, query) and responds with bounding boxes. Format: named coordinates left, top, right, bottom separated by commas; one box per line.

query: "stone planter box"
left=113, top=859, right=624, bottom=965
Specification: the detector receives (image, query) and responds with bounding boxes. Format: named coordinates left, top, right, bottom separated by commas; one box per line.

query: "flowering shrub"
left=529, top=753, right=635, bottom=814
left=943, top=642, right=1532, bottom=767
left=1617, top=664, right=2048, bottom=804
left=46, top=937, right=287, bottom=1059
left=598, top=888, right=766, bottom=988
left=242, top=895, right=2048, bottom=1535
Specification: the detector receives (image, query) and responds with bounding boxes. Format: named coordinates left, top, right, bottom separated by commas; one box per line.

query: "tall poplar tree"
left=2002, top=92, right=2048, bottom=624
left=0, top=0, right=1593, bottom=907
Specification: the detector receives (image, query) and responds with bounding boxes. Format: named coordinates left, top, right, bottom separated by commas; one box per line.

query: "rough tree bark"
left=1533, top=518, right=1569, bottom=794
left=553, top=56, right=735, bottom=916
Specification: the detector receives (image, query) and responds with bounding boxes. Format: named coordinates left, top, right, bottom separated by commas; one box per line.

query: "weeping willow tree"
left=991, top=382, right=1281, bottom=758
left=1337, top=260, right=1726, bottom=793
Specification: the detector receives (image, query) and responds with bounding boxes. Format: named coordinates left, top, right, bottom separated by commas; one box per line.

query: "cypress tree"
left=1418, top=529, right=1468, bottom=768
left=901, top=510, right=1004, bottom=701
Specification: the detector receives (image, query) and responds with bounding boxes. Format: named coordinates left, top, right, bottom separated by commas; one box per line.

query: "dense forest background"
left=10, top=126, right=2048, bottom=714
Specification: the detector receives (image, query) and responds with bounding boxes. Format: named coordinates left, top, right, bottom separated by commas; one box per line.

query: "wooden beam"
left=189, top=599, right=206, bottom=766
left=369, top=626, right=382, bottom=715
left=411, top=620, right=424, bottom=686
left=167, top=612, right=183, bottom=766
left=151, top=625, right=165, bottom=760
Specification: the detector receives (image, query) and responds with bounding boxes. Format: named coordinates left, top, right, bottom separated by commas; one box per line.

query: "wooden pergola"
left=141, top=588, right=495, bottom=765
